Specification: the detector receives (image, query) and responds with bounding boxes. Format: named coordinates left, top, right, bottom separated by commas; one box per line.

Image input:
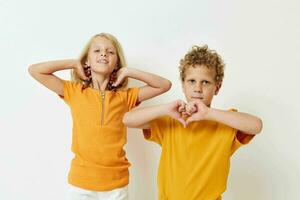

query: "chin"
left=93, top=68, right=113, bottom=74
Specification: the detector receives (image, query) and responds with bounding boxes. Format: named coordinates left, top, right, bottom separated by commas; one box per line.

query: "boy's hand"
left=166, top=100, right=188, bottom=127
left=185, top=102, right=197, bottom=116
left=186, top=100, right=209, bottom=125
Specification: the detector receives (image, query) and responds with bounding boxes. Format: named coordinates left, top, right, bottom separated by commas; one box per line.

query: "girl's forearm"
left=29, top=59, right=77, bottom=74
left=205, top=108, right=263, bottom=134
left=127, top=68, right=171, bottom=90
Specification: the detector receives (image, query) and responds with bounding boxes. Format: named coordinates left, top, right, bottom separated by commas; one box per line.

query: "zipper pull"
left=101, top=91, right=105, bottom=100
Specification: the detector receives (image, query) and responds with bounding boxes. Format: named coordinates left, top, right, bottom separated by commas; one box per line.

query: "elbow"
left=28, top=64, right=35, bottom=76
left=253, top=118, right=263, bottom=134
left=165, top=80, right=172, bottom=91
left=28, top=64, right=39, bottom=78
left=161, top=80, right=172, bottom=93
left=122, top=113, right=132, bottom=127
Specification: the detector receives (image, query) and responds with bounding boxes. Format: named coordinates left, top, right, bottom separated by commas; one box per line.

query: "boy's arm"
left=113, top=68, right=172, bottom=102
left=123, top=100, right=187, bottom=129
left=28, top=59, right=89, bottom=96
left=186, top=100, right=263, bottom=135
left=206, top=108, right=262, bottom=135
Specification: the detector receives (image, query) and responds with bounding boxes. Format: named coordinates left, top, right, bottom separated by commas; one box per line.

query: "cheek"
left=87, top=54, right=97, bottom=64
left=109, top=57, right=118, bottom=66
left=182, top=85, right=192, bottom=96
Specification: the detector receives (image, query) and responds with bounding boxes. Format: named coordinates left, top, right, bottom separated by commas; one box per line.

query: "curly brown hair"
left=179, top=45, right=225, bottom=84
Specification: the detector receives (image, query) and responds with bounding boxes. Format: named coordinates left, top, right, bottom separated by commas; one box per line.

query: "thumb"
left=112, top=72, right=124, bottom=87
left=79, top=69, right=89, bottom=81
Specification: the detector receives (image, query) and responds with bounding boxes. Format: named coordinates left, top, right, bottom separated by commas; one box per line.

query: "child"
left=28, top=33, right=171, bottom=200
left=123, top=45, right=263, bottom=200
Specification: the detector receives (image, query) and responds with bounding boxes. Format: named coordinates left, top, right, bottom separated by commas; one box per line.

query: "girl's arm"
left=123, top=100, right=187, bottom=129
left=28, top=59, right=88, bottom=95
left=186, top=100, right=263, bottom=135
left=113, top=67, right=172, bottom=102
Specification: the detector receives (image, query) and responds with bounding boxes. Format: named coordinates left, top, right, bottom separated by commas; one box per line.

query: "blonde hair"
left=179, top=45, right=225, bottom=84
left=71, top=33, right=128, bottom=90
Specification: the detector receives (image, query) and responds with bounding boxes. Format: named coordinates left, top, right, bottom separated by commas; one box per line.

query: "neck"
left=91, top=73, right=110, bottom=92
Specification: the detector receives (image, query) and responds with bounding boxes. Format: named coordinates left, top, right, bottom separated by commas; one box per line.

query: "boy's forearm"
left=205, top=108, right=263, bottom=134
left=29, top=59, right=77, bottom=74
left=126, top=68, right=171, bottom=90
left=123, top=104, right=169, bottom=128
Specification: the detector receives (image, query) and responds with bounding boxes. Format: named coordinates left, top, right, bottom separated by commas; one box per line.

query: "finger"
left=190, top=104, right=197, bottom=114
left=181, top=111, right=188, bottom=115
left=178, top=105, right=185, bottom=113
left=176, top=117, right=187, bottom=128
left=83, top=62, right=90, bottom=69
left=112, top=77, right=121, bottom=87
left=185, top=105, right=193, bottom=115
left=79, top=69, right=89, bottom=80
left=188, top=102, right=198, bottom=114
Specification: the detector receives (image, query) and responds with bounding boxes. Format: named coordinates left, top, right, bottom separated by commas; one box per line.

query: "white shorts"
left=67, top=184, right=129, bottom=200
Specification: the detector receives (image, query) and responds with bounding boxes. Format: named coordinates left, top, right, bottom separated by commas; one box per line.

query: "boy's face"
left=182, top=65, right=221, bottom=106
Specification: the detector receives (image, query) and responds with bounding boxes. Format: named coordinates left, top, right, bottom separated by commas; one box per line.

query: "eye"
left=108, top=51, right=115, bottom=54
left=202, top=80, right=210, bottom=85
left=94, top=49, right=100, bottom=53
left=187, top=79, right=196, bottom=84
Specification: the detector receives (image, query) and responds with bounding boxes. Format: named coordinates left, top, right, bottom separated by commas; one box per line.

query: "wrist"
left=162, top=103, right=172, bottom=117
left=204, top=107, right=216, bottom=120
left=71, top=59, right=80, bottom=69
left=123, top=67, right=134, bottom=77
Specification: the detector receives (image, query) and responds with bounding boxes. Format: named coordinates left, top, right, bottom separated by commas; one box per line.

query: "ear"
left=214, top=83, right=222, bottom=95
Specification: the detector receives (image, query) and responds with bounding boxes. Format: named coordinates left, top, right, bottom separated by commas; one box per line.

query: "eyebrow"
left=186, top=77, right=213, bottom=81
left=92, top=45, right=115, bottom=50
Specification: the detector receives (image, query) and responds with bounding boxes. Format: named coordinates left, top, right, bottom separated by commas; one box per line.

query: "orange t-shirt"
left=143, top=111, right=254, bottom=200
left=60, top=80, right=139, bottom=191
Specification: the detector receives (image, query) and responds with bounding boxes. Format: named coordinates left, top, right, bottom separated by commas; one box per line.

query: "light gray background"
left=1, top=0, right=299, bottom=199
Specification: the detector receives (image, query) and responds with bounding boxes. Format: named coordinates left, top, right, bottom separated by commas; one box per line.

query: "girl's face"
left=182, top=65, right=221, bottom=106
left=87, top=36, right=118, bottom=75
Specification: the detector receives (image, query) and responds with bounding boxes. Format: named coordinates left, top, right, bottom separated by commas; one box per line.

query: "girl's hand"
left=74, top=60, right=90, bottom=81
left=112, top=67, right=129, bottom=87
left=186, top=100, right=209, bottom=125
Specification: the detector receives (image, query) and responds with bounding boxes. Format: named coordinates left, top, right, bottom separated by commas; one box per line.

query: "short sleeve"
left=231, top=129, right=255, bottom=155
left=230, top=108, right=255, bottom=154
left=126, top=87, right=140, bottom=110
left=143, top=116, right=170, bottom=145
left=59, top=80, right=81, bottom=106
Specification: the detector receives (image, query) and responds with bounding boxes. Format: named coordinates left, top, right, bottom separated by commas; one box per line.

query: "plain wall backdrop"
left=1, top=0, right=299, bottom=199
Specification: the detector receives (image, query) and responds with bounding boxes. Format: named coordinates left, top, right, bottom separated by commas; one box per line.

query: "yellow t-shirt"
left=143, top=113, right=254, bottom=200
left=61, top=80, right=140, bottom=191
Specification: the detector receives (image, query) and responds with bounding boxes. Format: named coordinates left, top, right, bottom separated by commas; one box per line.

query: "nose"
left=194, top=83, right=203, bottom=93
left=100, top=50, right=107, bottom=57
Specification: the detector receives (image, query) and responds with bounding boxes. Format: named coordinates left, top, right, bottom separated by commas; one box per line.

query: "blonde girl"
left=28, top=33, right=171, bottom=200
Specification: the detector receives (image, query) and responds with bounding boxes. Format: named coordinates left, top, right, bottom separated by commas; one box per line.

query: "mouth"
left=191, top=97, right=203, bottom=100
left=98, top=59, right=108, bottom=64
